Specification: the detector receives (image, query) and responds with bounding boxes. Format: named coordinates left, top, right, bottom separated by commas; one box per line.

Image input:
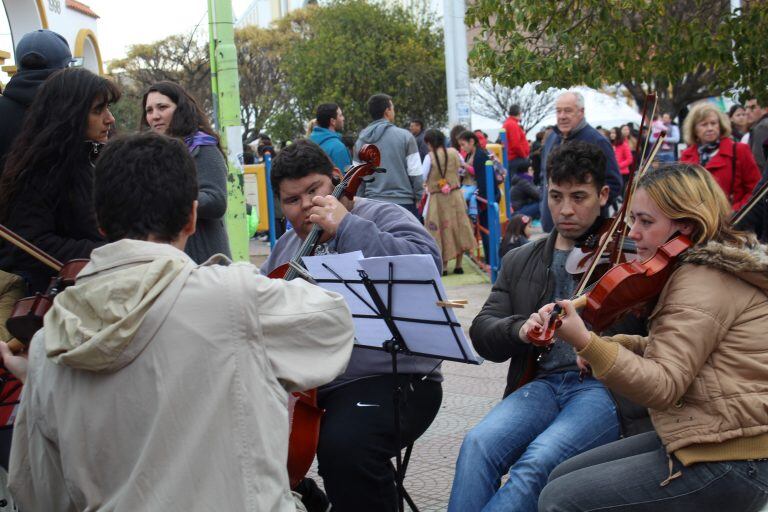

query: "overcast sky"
left=1, top=0, right=253, bottom=65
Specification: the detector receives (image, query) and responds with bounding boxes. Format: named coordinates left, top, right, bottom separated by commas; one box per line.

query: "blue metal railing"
left=484, top=160, right=501, bottom=283
left=264, top=152, right=277, bottom=248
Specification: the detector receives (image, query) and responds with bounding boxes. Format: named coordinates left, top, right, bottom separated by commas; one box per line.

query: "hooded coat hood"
left=43, top=239, right=198, bottom=372
left=358, top=118, right=394, bottom=144
left=2, top=69, right=58, bottom=107
left=681, top=239, right=768, bottom=294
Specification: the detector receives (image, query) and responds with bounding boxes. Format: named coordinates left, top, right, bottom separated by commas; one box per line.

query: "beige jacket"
left=580, top=240, right=768, bottom=465
left=8, top=240, right=354, bottom=511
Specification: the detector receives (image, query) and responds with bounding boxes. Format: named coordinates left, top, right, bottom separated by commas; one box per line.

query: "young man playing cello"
left=2, top=132, right=355, bottom=511
left=261, top=140, right=443, bottom=512
left=449, top=141, right=633, bottom=512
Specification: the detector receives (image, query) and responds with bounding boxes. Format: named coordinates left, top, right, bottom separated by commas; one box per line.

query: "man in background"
left=309, top=102, right=352, bottom=171
left=0, top=29, right=74, bottom=169
left=355, top=93, right=423, bottom=219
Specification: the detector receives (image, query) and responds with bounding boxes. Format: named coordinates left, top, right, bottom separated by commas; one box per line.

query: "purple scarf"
left=184, top=131, right=218, bottom=153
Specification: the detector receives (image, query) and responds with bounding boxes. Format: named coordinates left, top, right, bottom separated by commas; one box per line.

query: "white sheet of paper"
left=303, top=252, right=481, bottom=364
left=359, top=255, right=480, bottom=363
left=302, top=252, right=392, bottom=346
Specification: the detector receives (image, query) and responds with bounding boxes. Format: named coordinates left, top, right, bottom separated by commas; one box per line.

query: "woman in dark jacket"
left=0, top=68, right=119, bottom=293
left=141, top=81, right=231, bottom=262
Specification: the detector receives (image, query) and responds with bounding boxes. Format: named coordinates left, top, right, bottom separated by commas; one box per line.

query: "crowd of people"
left=0, top=27, right=766, bottom=512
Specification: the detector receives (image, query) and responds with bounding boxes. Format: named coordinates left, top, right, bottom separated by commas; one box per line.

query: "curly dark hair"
left=546, top=141, right=606, bottom=191
left=140, top=81, right=220, bottom=148
left=0, top=68, right=121, bottom=222
left=94, top=132, right=198, bottom=242
left=270, top=139, right=333, bottom=195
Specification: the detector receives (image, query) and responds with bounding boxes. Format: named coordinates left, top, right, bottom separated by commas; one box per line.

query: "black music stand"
left=314, top=257, right=479, bottom=512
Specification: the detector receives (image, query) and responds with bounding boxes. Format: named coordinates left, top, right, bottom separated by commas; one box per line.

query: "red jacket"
left=679, top=137, right=761, bottom=210
left=613, top=141, right=633, bottom=176
left=502, top=116, right=530, bottom=160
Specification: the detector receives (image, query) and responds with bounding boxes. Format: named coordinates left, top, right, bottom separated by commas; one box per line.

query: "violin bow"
left=0, top=224, right=62, bottom=272
left=732, top=178, right=768, bottom=227
left=573, top=93, right=657, bottom=295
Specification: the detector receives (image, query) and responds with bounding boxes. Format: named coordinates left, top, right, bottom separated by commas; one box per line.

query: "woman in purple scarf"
left=141, top=81, right=231, bottom=262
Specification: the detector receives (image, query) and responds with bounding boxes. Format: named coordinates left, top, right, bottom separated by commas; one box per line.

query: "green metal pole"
left=208, top=0, right=249, bottom=261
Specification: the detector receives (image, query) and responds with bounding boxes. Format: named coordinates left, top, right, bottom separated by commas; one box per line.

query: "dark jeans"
left=316, top=374, right=442, bottom=512
left=539, top=431, right=768, bottom=512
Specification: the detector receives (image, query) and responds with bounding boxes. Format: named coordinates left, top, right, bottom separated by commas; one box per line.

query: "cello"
left=268, top=144, right=383, bottom=488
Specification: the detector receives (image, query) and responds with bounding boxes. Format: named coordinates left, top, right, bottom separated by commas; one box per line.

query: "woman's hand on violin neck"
left=308, top=195, right=350, bottom=237
left=0, top=341, right=28, bottom=383
left=552, top=299, right=591, bottom=350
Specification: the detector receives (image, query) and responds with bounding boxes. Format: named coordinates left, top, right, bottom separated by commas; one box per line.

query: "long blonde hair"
left=637, top=163, right=748, bottom=247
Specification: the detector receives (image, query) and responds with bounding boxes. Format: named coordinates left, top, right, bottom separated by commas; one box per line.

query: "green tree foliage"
left=281, top=0, right=447, bottom=141
left=236, top=25, right=301, bottom=144
left=466, top=0, right=768, bottom=115
left=107, top=0, right=447, bottom=143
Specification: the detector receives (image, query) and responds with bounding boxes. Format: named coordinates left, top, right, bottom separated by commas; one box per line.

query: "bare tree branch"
left=471, top=80, right=561, bottom=133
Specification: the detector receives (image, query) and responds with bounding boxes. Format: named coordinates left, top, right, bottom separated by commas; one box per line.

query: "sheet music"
left=302, top=252, right=481, bottom=364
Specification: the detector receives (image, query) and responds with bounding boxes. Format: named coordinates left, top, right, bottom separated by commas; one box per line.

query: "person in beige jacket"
left=530, top=163, right=768, bottom=512
left=1, top=133, right=354, bottom=512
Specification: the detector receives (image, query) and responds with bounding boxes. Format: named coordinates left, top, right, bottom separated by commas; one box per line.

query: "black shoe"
left=442, top=270, right=448, bottom=276
left=454, top=267, right=464, bottom=275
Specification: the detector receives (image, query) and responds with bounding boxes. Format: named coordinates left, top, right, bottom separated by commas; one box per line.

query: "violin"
left=0, top=224, right=90, bottom=429
left=6, top=259, right=88, bottom=344
left=528, top=234, right=693, bottom=346
left=269, top=144, right=383, bottom=488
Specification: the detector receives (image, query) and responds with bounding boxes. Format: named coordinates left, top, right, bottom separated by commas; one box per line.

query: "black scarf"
left=698, top=141, right=720, bottom=166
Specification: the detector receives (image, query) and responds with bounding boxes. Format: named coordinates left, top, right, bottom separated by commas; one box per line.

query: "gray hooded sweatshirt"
left=354, top=119, right=423, bottom=205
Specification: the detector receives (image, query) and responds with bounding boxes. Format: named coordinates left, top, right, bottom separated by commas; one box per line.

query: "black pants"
left=316, top=374, right=442, bottom=512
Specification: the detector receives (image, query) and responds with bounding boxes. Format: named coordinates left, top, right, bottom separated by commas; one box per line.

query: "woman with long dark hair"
left=422, top=129, right=476, bottom=275
left=0, top=68, right=119, bottom=293
left=141, top=81, right=231, bottom=262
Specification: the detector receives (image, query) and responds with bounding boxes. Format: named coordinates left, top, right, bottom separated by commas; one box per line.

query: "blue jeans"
left=463, top=185, right=478, bottom=215
left=539, top=431, right=768, bottom=511
left=448, top=372, right=620, bottom=512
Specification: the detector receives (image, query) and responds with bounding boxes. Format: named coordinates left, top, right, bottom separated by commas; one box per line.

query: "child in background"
left=499, top=214, right=532, bottom=259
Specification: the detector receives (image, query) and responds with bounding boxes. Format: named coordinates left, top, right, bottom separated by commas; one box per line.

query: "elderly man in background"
left=538, top=91, right=623, bottom=232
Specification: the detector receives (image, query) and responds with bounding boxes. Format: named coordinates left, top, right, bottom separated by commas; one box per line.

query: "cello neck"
left=283, top=179, right=347, bottom=281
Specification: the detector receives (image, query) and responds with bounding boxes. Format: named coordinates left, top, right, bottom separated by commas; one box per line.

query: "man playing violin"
left=261, top=140, right=443, bottom=512
left=448, top=141, right=625, bottom=512
left=2, top=132, right=355, bottom=512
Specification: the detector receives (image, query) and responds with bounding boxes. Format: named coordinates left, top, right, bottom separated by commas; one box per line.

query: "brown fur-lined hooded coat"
left=579, top=239, right=768, bottom=457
